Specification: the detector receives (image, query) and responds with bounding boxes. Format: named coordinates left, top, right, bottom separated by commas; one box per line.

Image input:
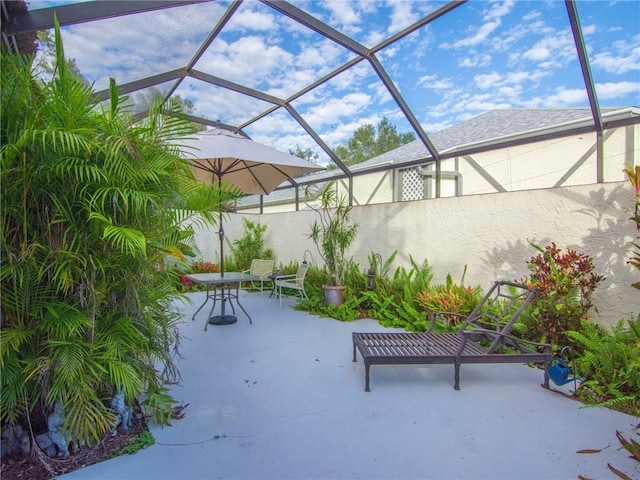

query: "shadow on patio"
left=58, top=290, right=639, bottom=480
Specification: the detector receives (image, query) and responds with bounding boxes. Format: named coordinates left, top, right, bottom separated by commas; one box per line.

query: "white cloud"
left=417, top=74, right=436, bottom=85
left=543, top=88, right=587, bottom=106
left=443, top=0, right=516, bottom=49
left=417, top=75, right=454, bottom=91
left=451, top=92, right=511, bottom=112
left=58, top=4, right=220, bottom=88
left=197, top=36, right=294, bottom=90
left=515, top=30, right=576, bottom=69
left=387, top=1, right=419, bottom=35
left=303, top=92, right=373, bottom=130
left=522, top=10, right=541, bottom=22
left=364, top=30, right=387, bottom=47
left=467, top=98, right=511, bottom=112
left=459, top=54, right=492, bottom=68
left=522, top=46, right=550, bottom=61
left=325, top=0, right=362, bottom=36
left=591, top=39, right=640, bottom=74
left=181, top=80, right=271, bottom=125
left=296, top=40, right=345, bottom=68
left=227, top=7, right=278, bottom=32
left=497, top=85, right=523, bottom=99
left=368, top=80, right=393, bottom=102
left=247, top=110, right=300, bottom=137
left=504, top=71, right=535, bottom=84
left=320, top=111, right=396, bottom=148
left=474, top=72, right=503, bottom=89
left=474, top=69, right=548, bottom=91
left=452, top=20, right=501, bottom=49
left=325, top=61, right=371, bottom=91
left=595, top=81, right=640, bottom=100
left=486, top=0, right=516, bottom=20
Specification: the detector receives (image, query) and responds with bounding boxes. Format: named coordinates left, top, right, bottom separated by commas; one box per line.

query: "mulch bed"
left=1, top=416, right=148, bottom=480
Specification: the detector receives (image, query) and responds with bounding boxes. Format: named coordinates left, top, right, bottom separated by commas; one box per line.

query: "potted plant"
left=307, top=183, right=359, bottom=306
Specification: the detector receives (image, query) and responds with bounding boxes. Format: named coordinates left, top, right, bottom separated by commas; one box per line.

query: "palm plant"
left=307, top=183, right=359, bottom=286
left=1, top=21, right=225, bottom=444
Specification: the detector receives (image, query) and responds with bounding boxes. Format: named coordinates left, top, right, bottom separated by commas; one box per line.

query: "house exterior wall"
left=240, top=123, right=638, bottom=213
left=193, top=181, right=639, bottom=328
left=436, top=127, right=636, bottom=197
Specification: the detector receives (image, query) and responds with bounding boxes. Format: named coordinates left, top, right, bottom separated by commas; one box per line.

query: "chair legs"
left=276, top=284, right=306, bottom=306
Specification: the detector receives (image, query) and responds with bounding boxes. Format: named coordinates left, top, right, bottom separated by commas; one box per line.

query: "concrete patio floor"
left=59, top=290, right=639, bottom=480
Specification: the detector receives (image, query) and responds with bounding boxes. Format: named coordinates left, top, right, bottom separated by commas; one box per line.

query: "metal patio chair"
left=243, top=259, right=275, bottom=295
left=275, top=262, right=309, bottom=306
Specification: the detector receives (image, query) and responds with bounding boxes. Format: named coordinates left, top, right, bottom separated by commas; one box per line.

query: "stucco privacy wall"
left=193, top=181, right=638, bottom=327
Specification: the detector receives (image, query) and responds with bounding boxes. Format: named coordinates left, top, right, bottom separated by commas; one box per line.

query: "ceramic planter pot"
left=323, top=285, right=346, bottom=307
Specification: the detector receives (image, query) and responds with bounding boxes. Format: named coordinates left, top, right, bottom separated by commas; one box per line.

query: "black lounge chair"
left=352, top=280, right=551, bottom=391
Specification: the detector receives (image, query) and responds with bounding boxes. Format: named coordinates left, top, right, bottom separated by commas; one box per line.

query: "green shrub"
left=388, top=256, right=433, bottom=304
left=415, top=268, right=482, bottom=327
left=227, top=219, right=274, bottom=272
left=297, top=253, right=442, bottom=330
left=518, top=242, right=604, bottom=348
left=359, top=256, right=435, bottom=332
left=624, top=165, right=640, bottom=291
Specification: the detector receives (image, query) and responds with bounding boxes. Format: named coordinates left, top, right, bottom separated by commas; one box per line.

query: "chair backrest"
left=295, top=262, right=309, bottom=288
left=458, top=280, right=536, bottom=349
left=250, top=259, right=274, bottom=278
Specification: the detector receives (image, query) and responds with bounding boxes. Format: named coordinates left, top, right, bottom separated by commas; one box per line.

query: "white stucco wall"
left=193, top=182, right=639, bottom=327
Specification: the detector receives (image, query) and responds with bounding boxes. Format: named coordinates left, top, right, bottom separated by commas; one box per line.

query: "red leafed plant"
left=191, top=261, right=220, bottom=273
left=179, top=275, right=193, bottom=290
left=520, top=242, right=604, bottom=348
left=178, top=262, right=220, bottom=291
left=624, top=165, right=640, bottom=291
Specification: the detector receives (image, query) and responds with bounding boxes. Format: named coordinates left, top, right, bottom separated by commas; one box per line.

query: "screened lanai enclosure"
left=2, top=0, right=639, bottom=324
left=3, top=4, right=640, bottom=477
left=2, top=0, right=639, bottom=211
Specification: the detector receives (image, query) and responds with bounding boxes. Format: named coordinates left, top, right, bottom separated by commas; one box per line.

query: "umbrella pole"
left=209, top=172, right=237, bottom=325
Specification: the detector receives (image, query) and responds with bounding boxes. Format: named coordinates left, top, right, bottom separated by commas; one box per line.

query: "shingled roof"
left=353, top=108, right=621, bottom=170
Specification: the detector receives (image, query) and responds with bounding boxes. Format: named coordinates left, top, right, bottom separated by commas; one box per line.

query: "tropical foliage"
left=0, top=23, right=227, bottom=444
left=517, top=243, right=604, bottom=348
left=624, top=165, right=640, bottom=290
left=297, top=253, right=442, bottom=331
left=307, top=183, right=359, bottom=286
left=415, top=268, right=482, bottom=325
left=568, top=317, right=640, bottom=416
left=227, top=218, right=274, bottom=272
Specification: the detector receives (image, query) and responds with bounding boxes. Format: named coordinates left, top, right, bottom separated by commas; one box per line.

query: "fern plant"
left=567, top=317, right=640, bottom=416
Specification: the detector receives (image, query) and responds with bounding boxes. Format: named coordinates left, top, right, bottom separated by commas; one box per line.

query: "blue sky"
left=33, top=0, right=639, bottom=164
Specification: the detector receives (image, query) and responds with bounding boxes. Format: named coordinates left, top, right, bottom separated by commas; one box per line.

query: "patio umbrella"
left=182, top=128, right=323, bottom=323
